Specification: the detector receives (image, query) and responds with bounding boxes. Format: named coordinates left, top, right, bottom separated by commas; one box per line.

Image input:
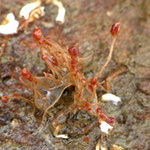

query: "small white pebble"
left=55, top=134, right=68, bottom=139
left=11, top=119, right=19, bottom=127
left=100, top=121, right=113, bottom=134
left=19, top=1, right=41, bottom=19
left=106, top=11, right=113, bottom=17
left=0, top=13, right=19, bottom=35
left=53, top=0, right=66, bottom=24
left=102, top=93, right=121, bottom=105
left=0, top=93, right=3, bottom=97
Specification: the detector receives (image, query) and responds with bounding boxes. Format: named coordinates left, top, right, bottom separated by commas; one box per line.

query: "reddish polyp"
left=96, top=108, right=115, bottom=125
left=80, top=102, right=92, bottom=112
left=21, top=68, right=32, bottom=81
left=88, top=85, right=94, bottom=92
left=98, top=112, right=107, bottom=121
left=83, top=137, right=90, bottom=143
left=106, top=117, right=115, bottom=126
left=96, top=107, right=102, bottom=114
left=1, top=96, right=9, bottom=103
left=68, top=45, right=79, bottom=57
left=90, top=77, right=97, bottom=85
left=13, top=94, right=19, bottom=98
left=50, top=55, right=58, bottom=66
left=84, top=102, right=92, bottom=111
left=71, top=60, right=78, bottom=70
left=111, top=22, right=121, bottom=37
left=96, top=108, right=108, bottom=121
left=42, top=53, right=58, bottom=66
left=97, top=121, right=101, bottom=126
left=32, top=27, right=43, bottom=42
left=41, top=54, right=48, bottom=61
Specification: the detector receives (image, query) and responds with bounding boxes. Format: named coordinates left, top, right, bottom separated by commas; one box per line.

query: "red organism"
left=13, top=94, right=19, bottom=98
left=106, top=117, right=115, bottom=126
left=21, top=68, right=32, bottom=81
left=32, top=27, right=44, bottom=44
left=111, top=22, right=121, bottom=37
left=68, top=44, right=79, bottom=57
left=71, top=59, right=78, bottom=70
left=50, top=55, right=58, bottom=66
left=4, top=23, right=121, bottom=136
left=1, top=96, right=9, bottom=103
left=90, top=77, right=97, bottom=85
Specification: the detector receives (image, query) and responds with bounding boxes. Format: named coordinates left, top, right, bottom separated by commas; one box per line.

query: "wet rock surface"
left=0, top=0, right=150, bottom=149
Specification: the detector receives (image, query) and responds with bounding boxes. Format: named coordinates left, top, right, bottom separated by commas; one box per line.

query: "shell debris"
left=55, top=134, right=68, bottom=139
left=0, top=13, right=19, bottom=35
left=53, top=0, right=66, bottom=24
left=102, top=93, right=121, bottom=105
left=19, top=0, right=42, bottom=19
left=100, top=121, right=113, bottom=134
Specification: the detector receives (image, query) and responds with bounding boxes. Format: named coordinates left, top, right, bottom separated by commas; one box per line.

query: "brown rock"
left=137, top=79, right=150, bottom=95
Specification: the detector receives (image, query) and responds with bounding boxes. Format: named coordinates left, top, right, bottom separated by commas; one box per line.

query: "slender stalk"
left=96, top=37, right=116, bottom=79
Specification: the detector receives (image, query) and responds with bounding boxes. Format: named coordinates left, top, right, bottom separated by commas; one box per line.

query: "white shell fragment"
left=40, top=7, right=45, bottom=16
left=11, top=119, right=19, bottom=127
left=19, top=0, right=42, bottom=19
left=0, top=13, right=19, bottom=35
left=46, top=91, right=51, bottom=99
left=112, top=144, right=124, bottom=150
left=102, top=93, right=121, bottom=105
left=101, top=146, right=107, bottom=150
left=53, top=0, right=66, bottom=24
left=100, top=121, right=113, bottom=134
left=55, top=134, right=68, bottom=139
left=95, top=140, right=100, bottom=150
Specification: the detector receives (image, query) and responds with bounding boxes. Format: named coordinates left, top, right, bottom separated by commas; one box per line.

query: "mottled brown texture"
left=0, top=0, right=150, bottom=149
